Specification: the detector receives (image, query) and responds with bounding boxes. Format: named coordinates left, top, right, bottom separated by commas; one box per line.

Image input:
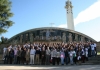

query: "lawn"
left=97, top=52, right=100, bottom=55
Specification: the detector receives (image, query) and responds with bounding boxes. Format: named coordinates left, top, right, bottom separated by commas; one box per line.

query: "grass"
left=97, top=52, right=100, bottom=55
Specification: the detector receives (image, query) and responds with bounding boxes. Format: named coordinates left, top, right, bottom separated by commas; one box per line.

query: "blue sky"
left=1, top=0, right=100, bottom=41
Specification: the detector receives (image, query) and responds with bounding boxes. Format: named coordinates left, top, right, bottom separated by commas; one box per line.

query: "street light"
left=50, top=23, right=54, bottom=27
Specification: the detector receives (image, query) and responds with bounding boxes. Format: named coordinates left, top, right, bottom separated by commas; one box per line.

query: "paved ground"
left=0, top=65, right=100, bottom=70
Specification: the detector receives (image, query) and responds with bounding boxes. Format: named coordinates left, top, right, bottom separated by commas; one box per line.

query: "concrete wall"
left=96, top=42, right=100, bottom=52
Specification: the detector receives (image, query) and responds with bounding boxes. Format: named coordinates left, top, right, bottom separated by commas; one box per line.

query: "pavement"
left=0, top=65, right=100, bottom=70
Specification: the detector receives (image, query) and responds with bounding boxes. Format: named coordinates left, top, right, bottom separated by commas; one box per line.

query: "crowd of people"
left=2, top=42, right=97, bottom=65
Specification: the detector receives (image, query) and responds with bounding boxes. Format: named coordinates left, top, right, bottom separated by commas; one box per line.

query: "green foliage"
left=0, top=0, right=14, bottom=34
left=0, top=36, right=8, bottom=44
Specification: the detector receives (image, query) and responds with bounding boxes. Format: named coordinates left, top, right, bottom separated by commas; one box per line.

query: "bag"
left=50, top=59, right=52, bottom=63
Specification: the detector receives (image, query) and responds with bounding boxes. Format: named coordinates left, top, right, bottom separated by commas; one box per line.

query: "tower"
left=65, top=0, right=74, bottom=30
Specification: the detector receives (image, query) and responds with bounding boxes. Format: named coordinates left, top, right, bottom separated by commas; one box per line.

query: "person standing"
left=77, top=48, right=82, bottom=65
left=56, top=49, right=60, bottom=65
left=91, top=43, right=95, bottom=57
left=69, top=48, right=74, bottom=65
left=46, top=47, right=51, bottom=65
left=3, top=46, right=7, bottom=60
left=81, top=47, right=85, bottom=63
left=9, top=48, right=14, bottom=64
left=35, top=47, right=40, bottom=65
left=30, top=46, right=36, bottom=65
left=41, top=47, right=46, bottom=65
left=85, top=46, right=88, bottom=61
left=51, top=48, right=57, bottom=65
left=4, top=47, right=9, bottom=64
left=94, top=42, right=97, bottom=56
left=64, top=48, right=69, bottom=65
left=26, top=48, right=30, bottom=65
left=73, top=50, right=77, bottom=64
left=14, top=48, right=18, bottom=64
left=17, top=47, right=21, bottom=64
left=88, top=43, right=91, bottom=57
left=21, top=48, right=26, bottom=64
left=60, top=50, right=65, bottom=65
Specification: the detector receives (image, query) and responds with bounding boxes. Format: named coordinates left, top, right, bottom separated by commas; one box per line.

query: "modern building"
left=7, top=27, right=96, bottom=44
left=7, top=0, right=96, bottom=44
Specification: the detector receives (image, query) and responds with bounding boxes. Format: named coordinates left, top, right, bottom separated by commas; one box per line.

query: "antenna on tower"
left=50, top=23, right=54, bottom=27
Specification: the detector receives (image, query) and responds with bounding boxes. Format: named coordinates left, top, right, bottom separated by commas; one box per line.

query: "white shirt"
left=85, top=48, right=88, bottom=57
left=9, top=46, right=12, bottom=49
left=28, top=44, right=30, bottom=47
left=91, top=44, right=95, bottom=50
left=69, top=51, right=74, bottom=57
left=94, top=43, right=96, bottom=47
left=85, top=48, right=88, bottom=52
left=3, top=47, right=7, bottom=53
left=82, top=49, right=85, bottom=55
left=30, top=49, right=36, bottom=55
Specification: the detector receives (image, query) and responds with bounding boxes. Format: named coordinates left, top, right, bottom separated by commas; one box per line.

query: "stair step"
left=89, top=59, right=100, bottom=60
left=82, top=63, right=100, bottom=65
left=0, top=55, right=100, bottom=65
left=88, top=61, right=100, bottom=62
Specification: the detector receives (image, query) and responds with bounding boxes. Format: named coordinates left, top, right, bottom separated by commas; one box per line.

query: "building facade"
left=7, top=27, right=96, bottom=44
left=7, top=0, right=97, bottom=44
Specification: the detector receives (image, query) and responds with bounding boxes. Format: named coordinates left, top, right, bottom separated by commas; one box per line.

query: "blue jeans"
left=61, top=57, right=64, bottom=64
left=14, top=55, right=17, bottom=64
left=70, top=56, right=73, bottom=64
left=91, top=50, right=95, bottom=56
left=4, top=55, right=9, bottom=64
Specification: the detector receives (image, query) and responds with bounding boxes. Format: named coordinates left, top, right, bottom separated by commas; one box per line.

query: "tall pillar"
left=65, top=0, right=74, bottom=30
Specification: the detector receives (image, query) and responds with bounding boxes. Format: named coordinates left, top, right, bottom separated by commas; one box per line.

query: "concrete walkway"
left=0, top=65, right=100, bottom=70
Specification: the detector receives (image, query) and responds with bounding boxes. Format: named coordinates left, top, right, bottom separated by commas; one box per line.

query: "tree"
left=0, top=36, right=8, bottom=44
left=0, top=0, right=14, bottom=34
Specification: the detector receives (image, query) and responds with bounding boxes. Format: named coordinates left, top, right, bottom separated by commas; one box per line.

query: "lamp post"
left=50, top=23, right=54, bottom=27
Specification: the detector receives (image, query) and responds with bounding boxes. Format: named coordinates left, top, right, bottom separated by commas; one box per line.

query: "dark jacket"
left=35, top=49, right=40, bottom=55
left=65, top=50, right=69, bottom=57
left=41, top=50, right=46, bottom=58
left=21, top=50, right=26, bottom=57
left=9, top=49, right=14, bottom=58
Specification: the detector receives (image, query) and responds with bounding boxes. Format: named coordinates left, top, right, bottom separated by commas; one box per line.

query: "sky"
left=1, top=0, right=100, bottom=42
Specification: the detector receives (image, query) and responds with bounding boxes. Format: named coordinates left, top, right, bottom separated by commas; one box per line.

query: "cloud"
left=58, top=24, right=67, bottom=28
left=74, top=0, right=100, bottom=25
left=58, top=0, right=100, bottom=27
